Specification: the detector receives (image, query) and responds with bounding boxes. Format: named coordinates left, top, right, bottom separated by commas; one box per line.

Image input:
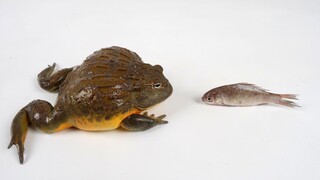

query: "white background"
left=1, top=0, right=319, bottom=179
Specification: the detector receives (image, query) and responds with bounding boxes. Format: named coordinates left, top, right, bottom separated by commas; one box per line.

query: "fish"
left=202, top=83, right=299, bottom=107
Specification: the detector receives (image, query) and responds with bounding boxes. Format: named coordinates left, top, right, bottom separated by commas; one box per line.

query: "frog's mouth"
left=136, top=99, right=164, bottom=109
left=137, top=102, right=160, bottom=111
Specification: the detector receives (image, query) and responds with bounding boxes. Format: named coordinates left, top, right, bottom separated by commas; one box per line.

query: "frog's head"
left=133, top=64, right=173, bottom=109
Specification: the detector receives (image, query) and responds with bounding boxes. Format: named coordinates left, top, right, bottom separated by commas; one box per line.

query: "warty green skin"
left=8, top=46, right=173, bottom=164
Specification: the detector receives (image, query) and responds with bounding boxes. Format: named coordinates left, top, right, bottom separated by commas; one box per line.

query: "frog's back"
left=57, top=47, right=145, bottom=123
left=85, top=46, right=143, bottom=63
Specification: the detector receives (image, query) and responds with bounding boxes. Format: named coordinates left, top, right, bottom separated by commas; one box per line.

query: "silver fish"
left=202, top=83, right=299, bottom=107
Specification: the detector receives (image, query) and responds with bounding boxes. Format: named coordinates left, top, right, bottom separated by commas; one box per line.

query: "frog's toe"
left=157, top=120, right=168, bottom=124
left=8, top=137, right=25, bottom=164
left=157, top=114, right=166, bottom=119
left=154, top=114, right=168, bottom=124
left=145, top=113, right=168, bottom=124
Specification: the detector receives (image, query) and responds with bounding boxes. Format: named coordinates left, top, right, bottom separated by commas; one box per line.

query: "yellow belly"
left=72, top=109, right=141, bottom=131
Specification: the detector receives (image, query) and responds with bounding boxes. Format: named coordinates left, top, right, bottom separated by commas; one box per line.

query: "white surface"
left=1, top=0, right=320, bottom=179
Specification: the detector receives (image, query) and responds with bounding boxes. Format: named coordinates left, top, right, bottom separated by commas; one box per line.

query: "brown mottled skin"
left=8, top=46, right=173, bottom=164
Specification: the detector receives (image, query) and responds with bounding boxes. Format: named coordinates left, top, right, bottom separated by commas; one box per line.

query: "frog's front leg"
left=8, top=100, right=71, bottom=164
left=120, top=112, right=168, bottom=131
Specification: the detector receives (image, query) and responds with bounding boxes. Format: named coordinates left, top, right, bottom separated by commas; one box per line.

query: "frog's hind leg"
left=120, top=112, right=168, bottom=131
left=38, top=63, right=73, bottom=92
left=8, top=100, right=71, bottom=164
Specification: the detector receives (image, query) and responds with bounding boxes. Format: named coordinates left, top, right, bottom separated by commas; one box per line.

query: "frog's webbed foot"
left=8, top=109, right=29, bottom=164
left=120, top=112, right=168, bottom=131
left=38, top=63, right=73, bottom=92
left=8, top=134, right=25, bottom=164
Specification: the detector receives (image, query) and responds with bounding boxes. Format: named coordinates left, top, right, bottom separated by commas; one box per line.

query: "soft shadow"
left=193, top=95, right=205, bottom=105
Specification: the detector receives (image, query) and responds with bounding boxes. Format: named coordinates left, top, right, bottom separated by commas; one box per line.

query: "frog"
left=8, top=46, right=173, bottom=164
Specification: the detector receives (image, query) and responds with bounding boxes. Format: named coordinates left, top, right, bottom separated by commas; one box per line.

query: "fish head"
left=202, top=90, right=223, bottom=105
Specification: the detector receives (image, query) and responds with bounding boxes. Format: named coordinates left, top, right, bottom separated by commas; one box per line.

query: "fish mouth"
left=201, top=92, right=209, bottom=103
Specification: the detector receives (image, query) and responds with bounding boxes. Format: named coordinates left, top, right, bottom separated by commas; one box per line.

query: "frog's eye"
left=153, top=83, right=162, bottom=89
left=154, top=65, right=163, bottom=72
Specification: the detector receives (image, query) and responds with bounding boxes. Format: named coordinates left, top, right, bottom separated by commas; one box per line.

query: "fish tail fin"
left=277, top=94, right=300, bottom=108
left=280, top=94, right=298, bottom=100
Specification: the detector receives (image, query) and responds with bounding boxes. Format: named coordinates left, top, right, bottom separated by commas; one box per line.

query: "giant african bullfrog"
left=8, top=46, right=173, bottom=164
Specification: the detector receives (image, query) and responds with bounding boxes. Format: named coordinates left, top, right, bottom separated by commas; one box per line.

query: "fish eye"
left=207, top=97, right=213, bottom=102
left=153, top=83, right=162, bottom=89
